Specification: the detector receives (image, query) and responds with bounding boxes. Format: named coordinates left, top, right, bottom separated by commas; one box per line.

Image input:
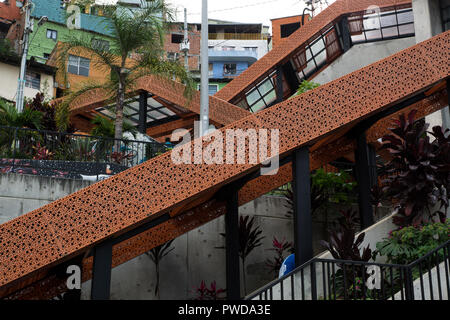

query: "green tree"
left=296, top=80, right=320, bottom=95
left=59, top=0, right=194, bottom=143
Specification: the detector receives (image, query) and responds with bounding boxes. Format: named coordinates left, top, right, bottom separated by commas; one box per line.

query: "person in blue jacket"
left=279, top=254, right=295, bottom=278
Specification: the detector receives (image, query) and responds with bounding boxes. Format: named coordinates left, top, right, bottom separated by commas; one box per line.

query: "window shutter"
left=348, top=14, right=364, bottom=35
left=292, top=46, right=307, bottom=72
left=325, top=28, right=341, bottom=62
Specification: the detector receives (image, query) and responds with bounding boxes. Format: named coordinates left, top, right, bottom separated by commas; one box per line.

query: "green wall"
left=28, top=20, right=113, bottom=64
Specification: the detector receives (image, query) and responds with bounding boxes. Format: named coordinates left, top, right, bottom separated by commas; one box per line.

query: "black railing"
left=246, top=241, right=450, bottom=300
left=0, top=126, right=167, bottom=179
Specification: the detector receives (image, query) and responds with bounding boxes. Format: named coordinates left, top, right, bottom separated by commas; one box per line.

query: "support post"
left=275, top=67, right=284, bottom=103
left=338, top=16, right=352, bottom=52
left=138, top=91, right=148, bottom=134
left=91, top=241, right=113, bottom=300
left=225, top=188, right=240, bottom=300
left=292, top=146, right=312, bottom=267
left=354, top=133, right=375, bottom=229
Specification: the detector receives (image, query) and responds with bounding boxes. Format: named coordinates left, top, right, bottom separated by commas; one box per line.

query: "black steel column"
left=275, top=67, right=284, bottom=103
left=225, top=188, right=240, bottom=300
left=338, top=16, right=352, bottom=52
left=354, top=133, right=375, bottom=229
left=91, top=241, right=113, bottom=300
left=138, top=91, right=148, bottom=134
left=292, top=146, right=312, bottom=267
left=368, top=143, right=378, bottom=186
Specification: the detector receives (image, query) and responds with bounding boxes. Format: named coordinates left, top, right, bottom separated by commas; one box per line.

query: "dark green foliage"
left=25, top=93, right=58, bottom=132
left=320, top=209, right=372, bottom=262
left=0, top=39, right=16, bottom=58
left=0, top=98, right=42, bottom=129
left=90, top=114, right=136, bottom=138
left=284, top=168, right=357, bottom=217
left=381, top=110, right=450, bottom=226
left=296, top=80, right=320, bottom=95
left=375, top=222, right=449, bottom=265
left=321, top=210, right=373, bottom=300
left=237, top=216, right=265, bottom=262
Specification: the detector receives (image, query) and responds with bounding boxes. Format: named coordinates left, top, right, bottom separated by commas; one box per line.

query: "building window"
left=91, top=38, right=110, bottom=51
left=280, top=22, right=301, bottom=38
left=441, top=0, right=450, bottom=31
left=46, top=29, right=58, bottom=41
left=244, top=73, right=277, bottom=113
left=25, top=71, right=41, bottom=90
left=43, top=53, right=50, bottom=60
left=197, top=84, right=219, bottom=96
left=167, top=52, right=179, bottom=61
left=350, top=5, right=415, bottom=44
left=222, top=46, right=235, bottom=51
left=171, top=33, right=184, bottom=43
left=223, top=63, right=236, bottom=75
left=68, top=55, right=90, bottom=76
left=244, top=47, right=257, bottom=52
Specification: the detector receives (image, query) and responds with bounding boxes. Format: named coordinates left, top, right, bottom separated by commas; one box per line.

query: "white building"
left=0, top=55, right=55, bottom=102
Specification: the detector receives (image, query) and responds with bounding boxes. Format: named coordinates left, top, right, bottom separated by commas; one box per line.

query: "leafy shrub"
left=284, top=168, right=357, bottom=217
left=265, top=237, right=293, bottom=276
left=296, top=80, right=320, bottom=95
left=191, top=281, right=226, bottom=300
left=320, top=209, right=372, bottom=262
left=219, top=215, right=264, bottom=295
left=375, top=221, right=449, bottom=265
left=381, top=110, right=450, bottom=226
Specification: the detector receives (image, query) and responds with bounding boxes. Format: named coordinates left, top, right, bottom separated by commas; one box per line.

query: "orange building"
left=271, top=14, right=311, bottom=48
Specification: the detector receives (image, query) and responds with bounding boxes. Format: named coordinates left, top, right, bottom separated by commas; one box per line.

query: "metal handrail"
left=246, top=240, right=450, bottom=300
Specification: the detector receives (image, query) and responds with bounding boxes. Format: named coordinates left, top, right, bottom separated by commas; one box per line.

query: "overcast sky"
left=167, top=0, right=311, bottom=29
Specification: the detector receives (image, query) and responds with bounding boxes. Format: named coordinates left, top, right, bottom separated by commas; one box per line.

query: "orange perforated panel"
left=0, top=31, right=448, bottom=299
left=68, top=75, right=250, bottom=127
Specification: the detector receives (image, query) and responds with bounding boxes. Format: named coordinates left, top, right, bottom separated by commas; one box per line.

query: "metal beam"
left=275, top=67, right=284, bottom=103
left=138, top=92, right=148, bottom=134
left=338, top=16, right=352, bottom=52
left=292, top=146, right=313, bottom=267
left=354, top=133, right=374, bottom=229
left=225, top=186, right=241, bottom=300
left=91, top=241, right=113, bottom=300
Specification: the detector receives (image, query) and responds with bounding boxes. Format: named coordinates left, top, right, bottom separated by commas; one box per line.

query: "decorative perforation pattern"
left=3, top=87, right=448, bottom=300
left=69, top=75, right=251, bottom=127
left=0, top=32, right=448, bottom=297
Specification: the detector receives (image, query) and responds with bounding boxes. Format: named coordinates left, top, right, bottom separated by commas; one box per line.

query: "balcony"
left=209, top=33, right=269, bottom=40
left=208, top=48, right=258, bottom=64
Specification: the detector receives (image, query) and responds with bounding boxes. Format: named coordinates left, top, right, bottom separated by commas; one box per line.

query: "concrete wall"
left=311, top=37, right=417, bottom=85
left=412, top=0, right=450, bottom=130
left=0, top=61, right=55, bottom=102
left=0, top=173, right=92, bottom=224
left=81, top=195, right=296, bottom=300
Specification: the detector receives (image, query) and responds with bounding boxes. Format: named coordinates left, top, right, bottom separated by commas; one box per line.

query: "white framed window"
left=46, top=29, right=57, bottom=41
left=25, top=71, right=41, bottom=90
left=197, top=84, right=219, bottom=96
left=223, top=63, right=237, bottom=75
left=68, top=55, right=90, bottom=76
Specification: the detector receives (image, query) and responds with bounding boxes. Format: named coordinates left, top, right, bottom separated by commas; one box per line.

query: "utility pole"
left=183, top=8, right=189, bottom=71
left=16, top=0, right=33, bottom=112
left=200, top=0, right=209, bottom=136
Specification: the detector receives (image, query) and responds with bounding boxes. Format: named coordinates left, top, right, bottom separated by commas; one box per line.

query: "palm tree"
left=59, top=0, right=194, bottom=143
